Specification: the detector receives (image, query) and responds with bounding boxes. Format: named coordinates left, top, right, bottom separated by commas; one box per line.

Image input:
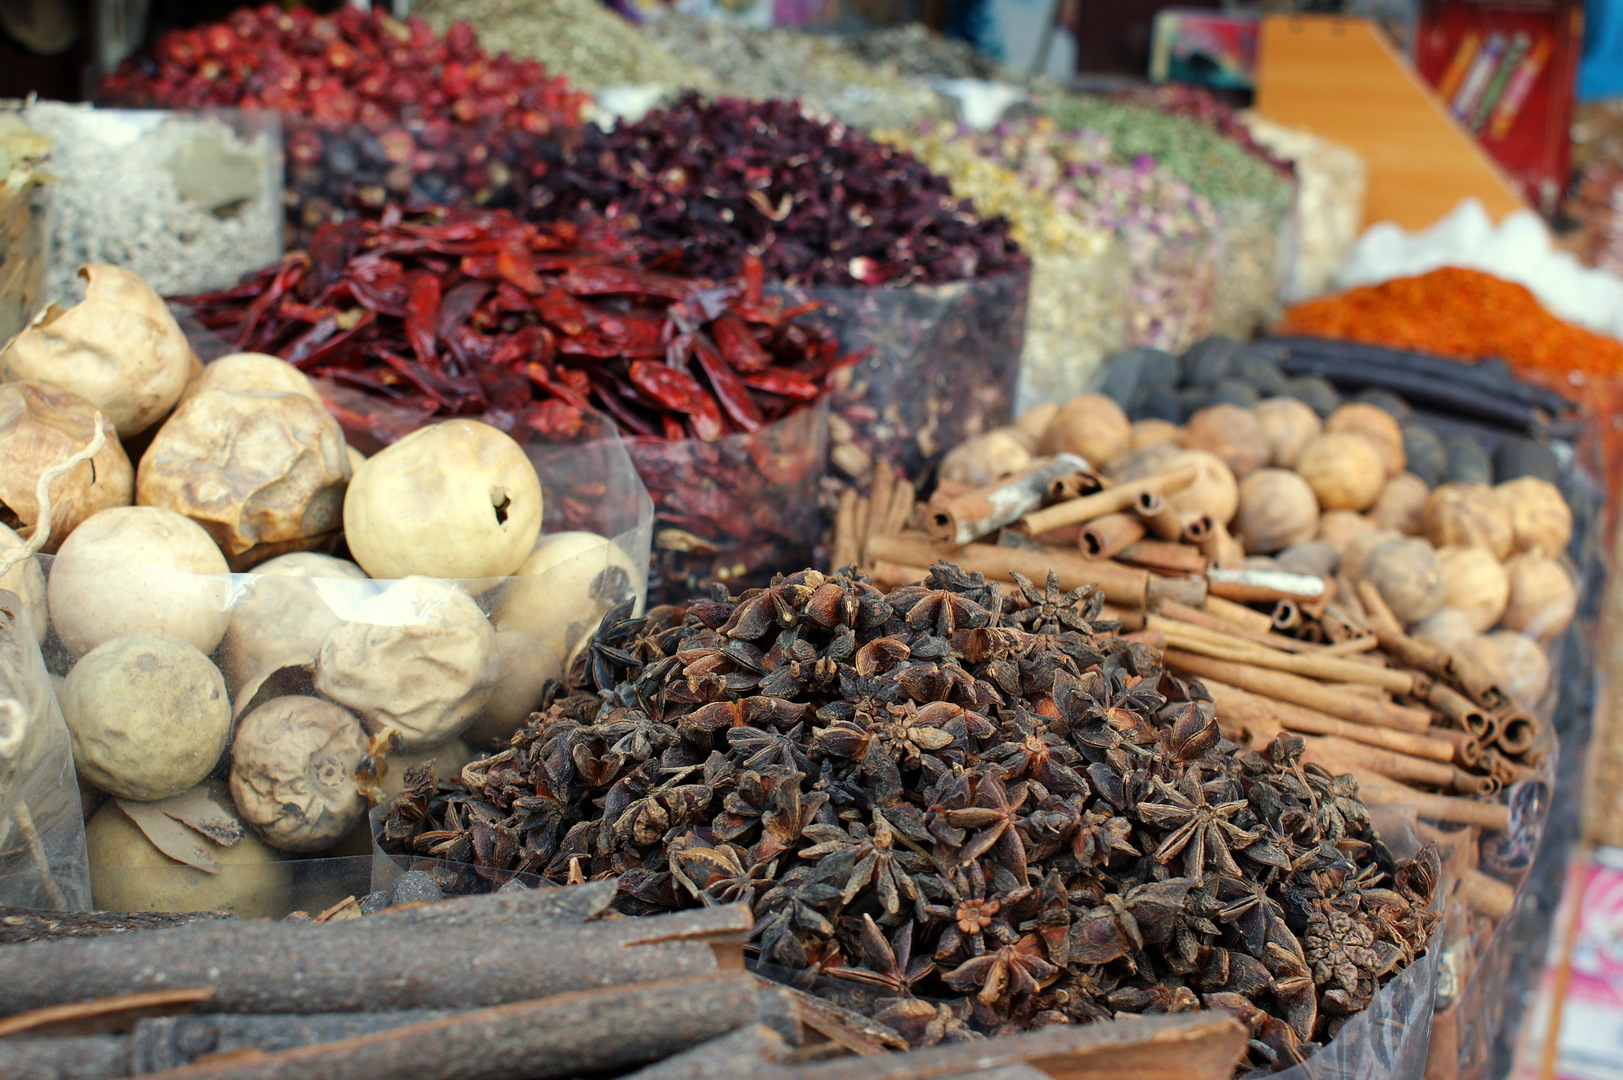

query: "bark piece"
left=620, top=1024, right=788, bottom=1080
left=0, top=1034, right=130, bottom=1080
left=0, top=907, right=235, bottom=944
left=370, top=880, right=618, bottom=928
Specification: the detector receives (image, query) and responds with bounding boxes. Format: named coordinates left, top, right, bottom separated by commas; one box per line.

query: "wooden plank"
left=1255, top=14, right=1529, bottom=229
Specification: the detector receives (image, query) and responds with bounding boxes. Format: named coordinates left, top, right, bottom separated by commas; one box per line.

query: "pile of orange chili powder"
left=1277, top=266, right=1623, bottom=378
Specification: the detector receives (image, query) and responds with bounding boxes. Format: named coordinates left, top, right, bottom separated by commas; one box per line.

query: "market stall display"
left=97, top=6, right=587, bottom=244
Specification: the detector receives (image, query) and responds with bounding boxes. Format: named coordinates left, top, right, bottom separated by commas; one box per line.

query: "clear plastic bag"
left=20, top=104, right=282, bottom=307
left=0, top=587, right=89, bottom=909
left=1013, top=249, right=1129, bottom=415
left=772, top=269, right=1029, bottom=491
left=0, top=183, right=50, bottom=343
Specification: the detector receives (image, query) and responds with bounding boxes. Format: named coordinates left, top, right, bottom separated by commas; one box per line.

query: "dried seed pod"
left=1296, top=433, right=1385, bottom=511
left=1422, top=483, right=1514, bottom=559
left=1128, top=418, right=1182, bottom=452
left=378, top=738, right=475, bottom=801
left=0, top=524, right=46, bottom=644
left=1040, top=393, right=1129, bottom=466
left=136, top=369, right=352, bottom=567
left=1499, top=554, right=1576, bottom=641
left=48, top=505, right=230, bottom=658
left=1325, top=402, right=1406, bottom=479
left=1340, top=527, right=1400, bottom=589
left=177, top=352, right=326, bottom=408
left=464, top=631, right=561, bottom=749
left=1316, top=509, right=1376, bottom=559
left=937, top=428, right=1034, bottom=489
left=1368, top=473, right=1430, bottom=536
left=85, top=780, right=289, bottom=918
left=1434, top=545, right=1509, bottom=632
left=1012, top=403, right=1059, bottom=442
left=0, top=381, right=134, bottom=553
left=1235, top=468, right=1319, bottom=554
left=60, top=632, right=231, bottom=802
left=315, top=577, right=498, bottom=753
left=1180, top=404, right=1269, bottom=477
left=0, top=264, right=192, bottom=436
left=220, top=552, right=375, bottom=700
left=1251, top=396, right=1322, bottom=469
left=492, top=531, right=644, bottom=666
left=344, top=420, right=543, bottom=580
left=1495, top=476, right=1572, bottom=556
left=230, top=696, right=370, bottom=853
left=1485, top=629, right=1552, bottom=706
left=1361, top=537, right=1445, bottom=624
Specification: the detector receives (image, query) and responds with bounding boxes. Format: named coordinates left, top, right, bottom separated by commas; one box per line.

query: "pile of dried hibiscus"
left=380, top=563, right=1440, bottom=1074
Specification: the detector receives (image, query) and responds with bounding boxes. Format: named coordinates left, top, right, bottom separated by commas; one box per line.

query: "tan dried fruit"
left=1434, top=545, right=1509, bottom=632
left=1499, top=554, right=1576, bottom=641
left=0, top=524, right=45, bottom=644
left=1340, top=527, right=1400, bottom=589
left=1252, top=397, right=1321, bottom=469
left=60, top=632, right=231, bottom=802
left=1128, top=418, right=1182, bottom=452
left=1496, top=476, right=1571, bottom=556
left=137, top=375, right=352, bottom=568
left=1485, top=629, right=1551, bottom=706
left=1361, top=537, right=1446, bottom=624
left=1296, top=433, right=1385, bottom=511
left=1181, top=404, right=1269, bottom=477
left=230, top=696, right=370, bottom=852
left=1234, top=468, right=1319, bottom=554
left=1422, top=483, right=1514, bottom=559
left=177, top=352, right=325, bottom=408
left=344, top=420, right=543, bottom=580
left=1368, top=473, right=1430, bottom=536
left=1315, top=510, right=1376, bottom=558
left=1162, top=448, right=1239, bottom=525
left=0, top=264, right=192, bottom=436
left=937, top=428, right=1034, bottom=489
left=1325, top=403, right=1405, bottom=478
left=1012, top=402, right=1059, bottom=443
left=315, top=577, right=498, bottom=752
left=48, top=505, right=230, bottom=658
left=1040, top=394, right=1129, bottom=466
left=0, top=382, right=133, bottom=553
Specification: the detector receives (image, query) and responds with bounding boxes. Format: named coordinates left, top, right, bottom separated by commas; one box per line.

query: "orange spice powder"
left=1277, top=267, right=1623, bottom=377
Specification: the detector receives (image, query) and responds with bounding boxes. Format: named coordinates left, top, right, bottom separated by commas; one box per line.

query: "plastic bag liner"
left=0, top=183, right=50, bottom=345
left=0, top=587, right=89, bottom=909
left=630, top=399, right=828, bottom=604
left=769, top=268, right=1029, bottom=491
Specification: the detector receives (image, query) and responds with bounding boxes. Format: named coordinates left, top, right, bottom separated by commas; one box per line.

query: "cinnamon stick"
left=867, top=559, right=931, bottom=589
left=1458, top=868, right=1515, bottom=921
left=865, top=464, right=895, bottom=553
left=622, top=1025, right=787, bottom=1080
left=132, top=973, right=771, bottom=1080
left=1156, top=629, right=1417, bottom=694
left=789, top=1011, right=1248, bottom=1080
left=1133, top=490, right=1184, bottom=541
left=0, top=906, right=235, bottom=944
left=927, top=457, right=1089, bottom=547
left=1426, top=683, right=1489, bottom=733
left=1151, top=600, right=1318, bottom=654
left=1180, top=514, right=1213, bottom=546
left=0, top=904, right=752, bottom=1017
left=1020, top=464, right=1198, bottom=535
left=1430, top=727, right=1483, bottom=768
left=1270, top=600, right=1302, bottom=632
left=1301, top=735, right=1482, bottom=794
left=1116, top=539, right=1207, bottom=575
left=1345, top=771, right=1511, bottom=830
left=1200, top=679, right=1456, bottom=761
left=1207, top=567, right=1328, bottom=605
left=1049, top=468, right=1105, bottom=502
left=865, top=534, right=1151, bottom=608
left=1496, top=711, right=1538, bottom=755
left=1202, top=595, right=1274, bottom=635
left=1165, top=649, right=1433, bottom=734
left=831, top=489, right=860, bottom=570
left=1079, top=512, right=1145, bottom=559
left=1146, top=573, right=1207, bottom=608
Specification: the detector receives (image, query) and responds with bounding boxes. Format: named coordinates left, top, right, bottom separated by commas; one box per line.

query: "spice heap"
left=23, top=102, right=280, bottom=305
left=99, top=5, right=587, bottom=242
left=638, top=18, right=949, bottom=132
left=179, top=207, right=850, bottom=594
left=382, top=564, right=1440, bottom=1072
left=532, top=94, right=1022, bottom=287
left=834, top=23, right=1008, bottom=82
left=411, top=0, right=716, bottom=94
left=1278, top=267, right=1623, bottom=379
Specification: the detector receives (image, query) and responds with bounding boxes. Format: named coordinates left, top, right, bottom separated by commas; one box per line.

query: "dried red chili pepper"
left=177, top=206, right=859, bottom=598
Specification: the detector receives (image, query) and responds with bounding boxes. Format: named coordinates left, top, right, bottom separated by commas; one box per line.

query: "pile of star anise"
left=380, top=564, right=1440, bottom=1076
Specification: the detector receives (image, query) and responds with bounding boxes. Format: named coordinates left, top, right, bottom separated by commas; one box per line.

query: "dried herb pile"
left=1113, top=86, right=1295, bottom=183
left=529, top=94, right=1024, bottom=287
left=381, top=564, right=1439, bottom=1074
left=178, top=207, right=851, bottom=446
left=833, top=23, right=1009, bottom=82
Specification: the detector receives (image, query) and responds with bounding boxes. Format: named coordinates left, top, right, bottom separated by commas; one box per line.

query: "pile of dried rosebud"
left=381, top=563, right=1440, bottom=1075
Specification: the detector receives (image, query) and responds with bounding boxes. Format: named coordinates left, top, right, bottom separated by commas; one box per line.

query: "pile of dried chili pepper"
left=177, top=207, right=854, bottom=445
left=1277, top=267, right=1623, bottom=378
left=99, top=5, right=587, bottom=242
left=529, top=94, right=1025, bottom=287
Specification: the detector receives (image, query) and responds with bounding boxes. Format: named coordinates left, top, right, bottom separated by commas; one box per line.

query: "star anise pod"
left=1007, top=571, right=1099, bottom=635
left=943, top=932, right=1057, bottom=1011
left=1135, top=767, right=1259, bottom=883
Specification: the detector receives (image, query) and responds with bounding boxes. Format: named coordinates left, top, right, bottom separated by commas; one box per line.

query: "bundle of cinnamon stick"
left=833, top=461, right=1546, bottom=933
left=0, top=883, right=1248, bottom=1080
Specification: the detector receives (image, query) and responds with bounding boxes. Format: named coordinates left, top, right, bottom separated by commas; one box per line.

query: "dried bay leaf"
left=115, top=798, right=221, bottom=874
left=154, top=786, right=244, bottom=848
